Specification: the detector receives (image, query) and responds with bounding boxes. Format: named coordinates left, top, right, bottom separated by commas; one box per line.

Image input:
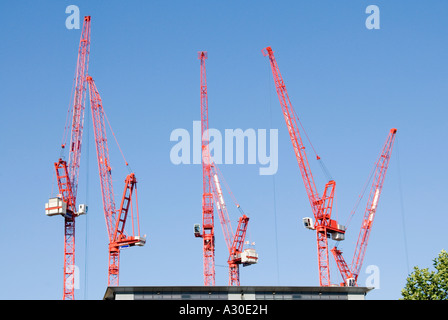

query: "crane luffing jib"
left=86, top=76, right=116, bottom=240
left=59, top=15, right=91, bottom=215
left=67, top=16, right=91, bottom=199
left=261, top=47, right=320, bottom=212
left=262, top=47, right=341, bottom=229
left=263, top=46, right=344, bottom=286
left=87, top=76, right=145, bottom=287
left=211, top=165, right=233, bottom=252
left=351, top=128, right=397, bottom=280
left=210, top=164, right=256, bottom=286
left=332, top=128, right=397, bottom=286
left=210, top=165, right=247, bottom=257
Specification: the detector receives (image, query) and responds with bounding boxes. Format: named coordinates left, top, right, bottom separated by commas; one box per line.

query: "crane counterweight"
left=45, top=197, right=67, bottom=216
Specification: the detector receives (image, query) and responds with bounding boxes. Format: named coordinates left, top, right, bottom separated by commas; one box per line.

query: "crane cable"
left=343, top=138, right=384, bottom=234
left=291, top=107, right=333, bottom=182
left=103, top=106, right=132, bottom=173
left=333, top=135, right=387, bottom=251
left=60, top=74, right=76, bottom=155
left=333, top=149, right=376, bottom=254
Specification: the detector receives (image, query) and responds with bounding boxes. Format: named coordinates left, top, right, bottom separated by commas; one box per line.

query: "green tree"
left=401, top=249, right=448, bottom=300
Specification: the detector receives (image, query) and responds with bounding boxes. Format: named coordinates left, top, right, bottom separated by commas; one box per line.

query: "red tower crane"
left=263, top=46, right=397, bottom=287
left=87, top=76, right=146, bottom=287
left=331, top=128, right=397, bottom=286
left=194, top=51, right=257, bottom=285
left=45, top=16, right=91, bottom=300
left=263, top=46, right=344, bottom=286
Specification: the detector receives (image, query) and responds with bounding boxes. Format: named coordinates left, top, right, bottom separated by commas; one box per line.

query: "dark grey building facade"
left=103, top=286, right=372, bottom=300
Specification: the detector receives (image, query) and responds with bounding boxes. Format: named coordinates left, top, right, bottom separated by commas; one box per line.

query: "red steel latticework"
left=196, top=51, right=257, bottom=286
left=351, top=128, right=397, bottom=279
left=67, top=17, right=91, bottom=199
left=48, top=16, right=91, bottom=300
left=47, top=16, right=145, bottom=298
left=332, top=128, right=397, bottom=285
left=263, top=46, right=396, bottom=287
left=196, top=51, right=215, bottom=286
left=210, top=166, right=255, bottom=286
left=87, top=76, right=145, bottom=287
left=63, top=16, right=91, bottom=300
left=87, top=76, right=116, bottom=240
left=228, top=215, right=250, bottom=286
left=263, top=46, right=344, bottom=286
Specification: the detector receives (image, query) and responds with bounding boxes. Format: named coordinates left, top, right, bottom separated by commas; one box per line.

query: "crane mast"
left=87, top=76, right=145, bottom=287
left=45, top=16, right=91, bottom=300
left=262, top=46, right=344, bottom=286
left=332, top=128, right=397, bottom=286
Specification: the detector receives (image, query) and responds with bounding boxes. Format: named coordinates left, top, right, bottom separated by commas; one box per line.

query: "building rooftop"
left=104, top=285, right=373, bottom=300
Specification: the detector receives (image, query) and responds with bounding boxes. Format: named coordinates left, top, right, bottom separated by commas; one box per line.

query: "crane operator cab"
left=302, top=217, right=345, bottom=241
left=346, top=277, right=356, bottom=287
left=194, top=224, right=202, bottom=237
left=303, top=217, right=315, bottom=230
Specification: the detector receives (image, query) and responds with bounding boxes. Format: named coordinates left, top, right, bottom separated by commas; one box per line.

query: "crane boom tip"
left=261, top=46, right=272, bottom=56
left=198, top=51, right=208, bottom=60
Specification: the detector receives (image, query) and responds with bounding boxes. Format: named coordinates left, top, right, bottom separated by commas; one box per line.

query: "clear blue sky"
left=0, top=0, right=447, bottom=300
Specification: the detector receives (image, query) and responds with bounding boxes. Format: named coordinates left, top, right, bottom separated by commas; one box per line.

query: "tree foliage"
left=401, top=249, right=448, bottom=300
